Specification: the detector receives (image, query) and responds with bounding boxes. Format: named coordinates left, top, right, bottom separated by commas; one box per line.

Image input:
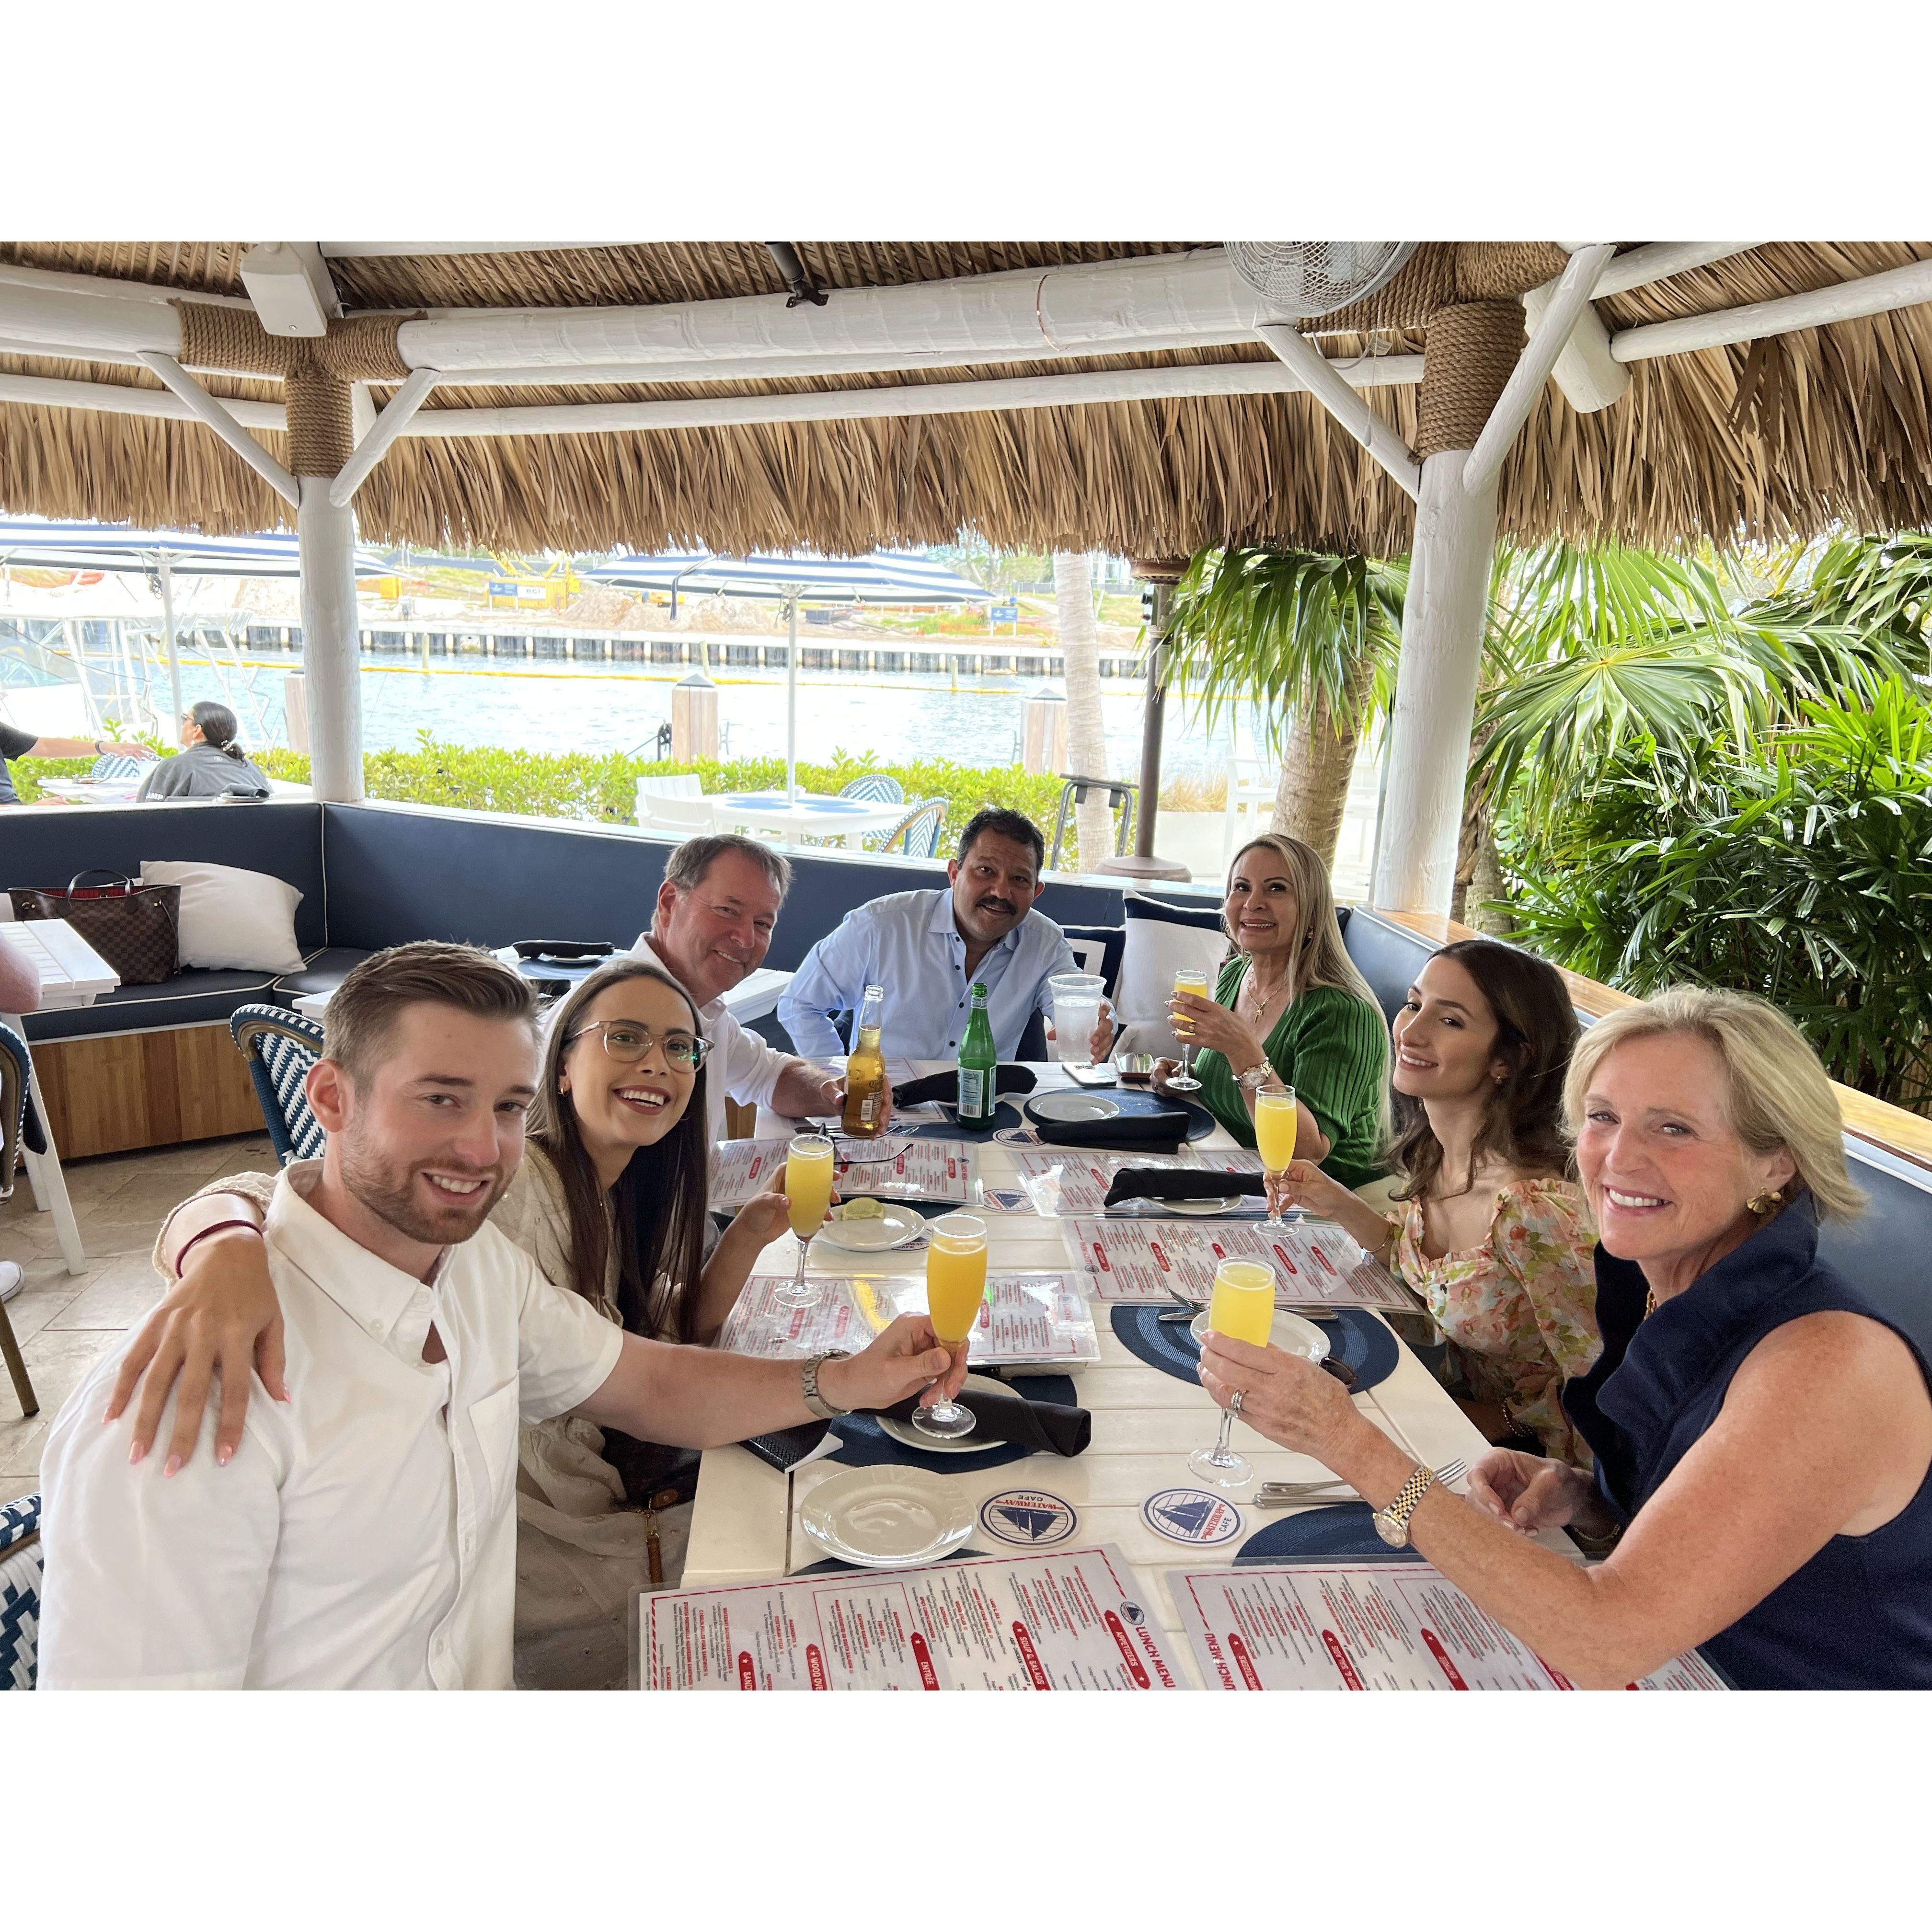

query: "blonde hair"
left=1563, top=985, right=1867, bottom=1223
left=1225, top=834, right=1381, bottom=1013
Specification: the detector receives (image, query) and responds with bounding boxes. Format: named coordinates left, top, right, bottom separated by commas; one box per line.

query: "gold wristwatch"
left=1372, top=1466, right=1439, bottom=1548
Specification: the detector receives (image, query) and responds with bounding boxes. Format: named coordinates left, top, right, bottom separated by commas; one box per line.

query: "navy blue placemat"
left=903, top=1101, right=1024, bottom=1141
left=826, top=1373, right=1081, bottom=1476
left=1027, top=1088, right=1218, bottom=1144
left=1235, top=1503, right=1426, bottom=1564
left=794, top=1548, right=991, bottom=1576
left=1107, top=1303, right=1399, bottom=1391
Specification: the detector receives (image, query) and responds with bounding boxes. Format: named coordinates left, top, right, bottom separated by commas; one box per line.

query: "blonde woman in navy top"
left=1196, top=986, right=1932, bottom=1690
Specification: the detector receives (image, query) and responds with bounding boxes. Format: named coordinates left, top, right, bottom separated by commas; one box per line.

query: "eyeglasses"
left=564, top=1020, right=709, bottom=1071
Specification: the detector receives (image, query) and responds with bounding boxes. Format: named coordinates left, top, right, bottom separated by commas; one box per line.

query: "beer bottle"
left=956, top=982, right=998, bottom=1126
left=841, top=983, right=888, bottom=1137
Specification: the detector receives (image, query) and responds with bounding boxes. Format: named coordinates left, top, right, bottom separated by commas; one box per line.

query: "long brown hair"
left=524, top=959, right=711, bottom=1343
left=1388, top=939, right=1580, bottom=1202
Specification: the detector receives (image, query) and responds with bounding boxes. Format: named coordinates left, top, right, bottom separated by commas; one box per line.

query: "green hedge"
left=242, top=737, right=1075, bottom=849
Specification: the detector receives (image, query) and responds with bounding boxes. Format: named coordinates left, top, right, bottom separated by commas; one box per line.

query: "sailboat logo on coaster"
left=1143, top=1488, right=1242, bottom=1545
left=979, top=1489, right=1078, bottom=1547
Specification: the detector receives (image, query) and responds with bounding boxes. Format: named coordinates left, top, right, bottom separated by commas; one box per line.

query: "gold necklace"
left=1244, top=968, right=1290, bottom=1029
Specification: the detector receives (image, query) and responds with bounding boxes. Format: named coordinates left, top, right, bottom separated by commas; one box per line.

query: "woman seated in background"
left=1276, top=939, right=1600, bottom=1461
left=1157, top=833, right=1389, bottom=1189
left=108, top=958, right=796, bottom=1690
left=135, top=702, right=272, bottom=801
left=1199, top=986, right=1932, bottom=1689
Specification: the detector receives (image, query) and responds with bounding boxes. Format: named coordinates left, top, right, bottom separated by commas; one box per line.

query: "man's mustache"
left=976, top=896, right=1017, bottom=916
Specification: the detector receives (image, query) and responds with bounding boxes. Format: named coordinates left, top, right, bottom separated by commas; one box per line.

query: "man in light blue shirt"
left=780, top=808, right=1112, bottom=1063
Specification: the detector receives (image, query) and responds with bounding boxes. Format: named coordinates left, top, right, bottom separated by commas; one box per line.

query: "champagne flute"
left=772, top=1134, right=835, bottom=1310
left=1189, top=1259, right=1276, bottom=1487
left=1166, top=968, right=1210, bottom=1091
left=911, top=1213, right=989, bottom=1439
left=1254, top=1086, right=1299, bottom=1231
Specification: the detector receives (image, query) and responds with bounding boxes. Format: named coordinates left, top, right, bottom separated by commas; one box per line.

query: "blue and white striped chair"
left=230, top=1004, right=327, bottom=1166
left=0, top=1492, right=41, bottom=1691
left=874, top=797, right=946, bottom=859
left=0, top=1025, right=41, bottom=1417
left=839, top=774, right=904, bottom=805
left=88, top=753, right=149, bottom=784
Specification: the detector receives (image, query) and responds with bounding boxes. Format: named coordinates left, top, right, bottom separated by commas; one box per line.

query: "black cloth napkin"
left=894, top=1064, right=1038, bottom=1109
left=875, top=1382, right=1091, bottom=1456
left=1035, top=1108, right=1191, bottom=1153
left=1103, top=1166, right=1267, bottom=1208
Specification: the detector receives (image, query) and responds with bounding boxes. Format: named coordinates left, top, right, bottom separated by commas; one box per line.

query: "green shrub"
left=245, top=736, right=1081, bottom=853
left=1499, top=679, right=1932, bottom=1111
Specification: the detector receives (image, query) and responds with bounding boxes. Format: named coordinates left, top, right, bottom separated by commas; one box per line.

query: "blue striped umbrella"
left=586, top=549, right=989, bottom=800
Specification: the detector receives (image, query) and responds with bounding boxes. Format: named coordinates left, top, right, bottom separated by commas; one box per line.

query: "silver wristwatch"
left=801, top=1349, right=852, bottom=1420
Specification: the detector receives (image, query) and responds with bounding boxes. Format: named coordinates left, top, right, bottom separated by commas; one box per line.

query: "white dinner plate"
left=798, top=1467, right=974, bottom=1568
left=1163, top=1196, right=1243, bottom=1217
left=874, top=1374, right=1012, bottom=1454
left=1027, top=1092, right=1122, bottom=1126
left=1188, top=1308, right=1332, bottom=1362
left=814, top=1200, right=927, bottom=1253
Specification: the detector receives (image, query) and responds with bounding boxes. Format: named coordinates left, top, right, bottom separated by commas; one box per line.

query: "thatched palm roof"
left=2, top=240, right=1930, bottom=558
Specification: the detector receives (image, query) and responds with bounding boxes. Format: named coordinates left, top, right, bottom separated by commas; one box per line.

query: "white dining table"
left=0, top=914, right=118, bottom=1273
left=706, top=791, right=908, bottom=850
left=679, top=1060, right=1563, bottom=1688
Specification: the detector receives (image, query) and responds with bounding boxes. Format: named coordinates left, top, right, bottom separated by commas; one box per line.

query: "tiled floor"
left=0, top=1131, right=278, bottom=1496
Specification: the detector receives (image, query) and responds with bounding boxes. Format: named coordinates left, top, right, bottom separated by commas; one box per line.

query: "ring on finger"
left=1230, top=1389, right=1245, bottom=1417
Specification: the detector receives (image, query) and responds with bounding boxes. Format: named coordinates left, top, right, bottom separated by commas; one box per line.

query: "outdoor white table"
left=303, top=961, right=791, bottom=1029
left=680, top=1059, right=1519, bottom=1688
left=707, top=790, right=906, bottom=851
left=0, top=914, right=118, bottom=1273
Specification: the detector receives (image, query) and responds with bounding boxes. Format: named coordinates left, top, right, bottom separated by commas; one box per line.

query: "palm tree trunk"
left=1269, top=656, right=1372, bottom=867
left=1055, top=552, right=1113, bottom=868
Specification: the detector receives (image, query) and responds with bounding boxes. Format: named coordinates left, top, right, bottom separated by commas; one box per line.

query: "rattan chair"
left=230, top=1004, right=327, bottom=1165
left=0, top=1492, right=41, bottom=1690
left=839, top=773, right=904, bottom=805
left=874, top=797, right=946, bottom=858
left=0, top=1026, right=39, bottom=1418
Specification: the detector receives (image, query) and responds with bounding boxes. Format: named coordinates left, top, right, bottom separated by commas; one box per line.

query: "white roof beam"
left=1592, top=242, right=1769, bottom=299
left=1253, top=323, right=1421, bottom=500
left=1610, top=256, right=1932, bottom=362
left=136, top=352, right=298, bottom=505
left=0, top=369, right=284, bottom=429
left=317, top=242, right=625, bottom=259
left=330, top=368, right=442, bottom=505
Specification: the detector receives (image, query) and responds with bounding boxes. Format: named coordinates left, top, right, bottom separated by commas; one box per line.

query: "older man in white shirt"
left=35, top=943, right=959, bottom=1690
left=627, top=834, right=871, bottom=1140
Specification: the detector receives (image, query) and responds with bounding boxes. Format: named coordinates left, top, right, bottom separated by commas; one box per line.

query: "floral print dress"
left=1391, top=1178, right=1602, bottom=1466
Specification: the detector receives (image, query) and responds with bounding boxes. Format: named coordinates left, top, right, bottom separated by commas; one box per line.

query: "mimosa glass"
left=773, top=1134, right=835, bottom=1310
left=1254, top=1087, right=1299, bottom=1231
left=1167, top=968, right=1210, bottom=1091
left=911, top=1213, right=989, bottom=1439
left=1189, top=1259, right=1276, bottom=1487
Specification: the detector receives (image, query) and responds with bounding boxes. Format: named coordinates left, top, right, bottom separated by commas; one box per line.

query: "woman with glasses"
left=134, top=702, right=272, bottom=800
left=121, top=960, right=801, bottom=1687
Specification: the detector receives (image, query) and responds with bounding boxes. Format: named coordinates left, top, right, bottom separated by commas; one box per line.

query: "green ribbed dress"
left=1192, top=958, right=1390, bottom=1189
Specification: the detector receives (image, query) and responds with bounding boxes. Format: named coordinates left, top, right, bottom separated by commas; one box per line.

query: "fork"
left=1251, top=1455, right=1469, bottom=1507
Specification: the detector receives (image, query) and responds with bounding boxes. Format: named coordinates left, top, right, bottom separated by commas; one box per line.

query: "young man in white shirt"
left=627, top=834, right=888, bottom=1140
left=35, top=943, right=961, bottom=1690
left=779, top=809, right=1114, bottom=1063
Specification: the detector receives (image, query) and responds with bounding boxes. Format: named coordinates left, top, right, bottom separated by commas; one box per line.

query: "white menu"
left=718, top=1271, right=1102, bottom=1366
left=640, top=1544, right=1181, bottom=1690
left=1067, top=1219, right=1418, bottom=1312
left=711, top=1135, right=973, bottom=1210
left=1171, top=1562, right=1729, bottom=1691
left=1009, top=1146, right=1264, bottom=1217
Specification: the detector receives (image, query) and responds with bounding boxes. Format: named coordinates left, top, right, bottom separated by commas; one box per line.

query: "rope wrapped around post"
left=173, top=303, right=414, bottom=477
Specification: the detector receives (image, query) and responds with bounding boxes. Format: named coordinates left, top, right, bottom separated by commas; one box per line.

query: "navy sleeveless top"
left=1563, top=1194, right=1932, bottom=1690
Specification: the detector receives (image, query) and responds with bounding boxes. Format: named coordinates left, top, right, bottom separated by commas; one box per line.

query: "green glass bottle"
left=956, top=982, right=997, bottom=1125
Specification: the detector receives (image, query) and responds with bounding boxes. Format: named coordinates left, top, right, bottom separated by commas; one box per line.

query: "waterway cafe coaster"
left=978, top=1488, right=1080, bottom=1548
left=1142, top=1488, right=1244, bottom=1546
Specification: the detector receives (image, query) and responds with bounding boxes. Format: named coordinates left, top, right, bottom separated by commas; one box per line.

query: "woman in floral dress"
left=1273, top=940, right=1601, bottom=1463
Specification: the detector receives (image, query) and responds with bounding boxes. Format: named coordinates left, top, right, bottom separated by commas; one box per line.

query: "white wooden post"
left=158, top=554, right=183, bottom=725
left=297, top=478, right=363, bottom=802
left=1371, top=452, right=1500, bottom=915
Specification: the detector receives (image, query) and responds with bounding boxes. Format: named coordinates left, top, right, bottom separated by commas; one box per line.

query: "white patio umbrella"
left=586, top=549, right=988, bottom=801
left=0, top=518, right=388, bottom=724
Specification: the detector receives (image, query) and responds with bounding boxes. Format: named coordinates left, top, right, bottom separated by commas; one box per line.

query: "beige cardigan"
left=163, top=1148, right=685, bottom=1691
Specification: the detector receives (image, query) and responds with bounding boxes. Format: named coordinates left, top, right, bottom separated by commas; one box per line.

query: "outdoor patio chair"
left=88, top=752, right=149, bottom=784
left=0, top=1025, right=41, bottom=1418
left=1047, top=775, right=1137, bottom=872
left=874, top=797, right=946, bottom=859
left=839, top=774, right=904, bottom=805
left=640, top=793, right=717, bottom=835
left=230, top=1004, right=326, bottom=1166
left=0, top=1492, right=40, bottom=1690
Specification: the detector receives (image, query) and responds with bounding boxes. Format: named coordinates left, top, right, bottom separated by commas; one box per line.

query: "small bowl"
left=1114, top=1053, right=1157, bottom=1086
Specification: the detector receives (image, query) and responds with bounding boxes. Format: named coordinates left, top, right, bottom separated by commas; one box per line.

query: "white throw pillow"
left=1112, top=893, right=1230, bottom=1059
left=139, top=860, right=306, bottom=974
